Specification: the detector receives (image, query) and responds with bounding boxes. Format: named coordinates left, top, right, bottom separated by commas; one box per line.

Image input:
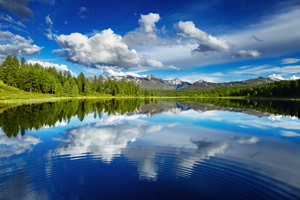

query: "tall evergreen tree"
left=6, top=56, right=20, bottom=87
left=77, top=72, right=86, bottom=94
left=2, top=55, right=12, bottom=84
left=0, top=55, right=143, bottom=97
left=55, top=82, right=64, bottom=95
left=21, top=57, right=25, bottom=66
left=64, top=81, right=71, bottom=94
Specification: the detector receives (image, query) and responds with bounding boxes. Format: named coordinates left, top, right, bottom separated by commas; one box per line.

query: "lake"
left=0, top=98, right=300, bottom=199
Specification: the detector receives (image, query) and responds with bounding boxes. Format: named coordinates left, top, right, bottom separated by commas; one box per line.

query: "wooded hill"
left=155, top=79, right=300, bottom=98
left=0, top=55, right=299, bottom=99
left=0, top=55, right=141, bottom=97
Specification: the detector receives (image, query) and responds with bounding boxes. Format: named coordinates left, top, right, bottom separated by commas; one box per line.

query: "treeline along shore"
left=0, top=55, right=300, bottom=103
left=0, top=55, right=142, bottom=97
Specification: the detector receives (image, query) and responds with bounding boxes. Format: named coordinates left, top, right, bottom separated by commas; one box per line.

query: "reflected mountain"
left=40, top=111, right=299, bottom=190
left=0, top=98, right=299, bottom=137
left=1, top=99, right=300, bottom=199
left=137, top=98, right=300, bottom=118
left=0, top=99, right=142, bottom=137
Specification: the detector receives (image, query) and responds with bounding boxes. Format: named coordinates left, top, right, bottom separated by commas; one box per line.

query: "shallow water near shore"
left=0, top=99, right=300, bottom=199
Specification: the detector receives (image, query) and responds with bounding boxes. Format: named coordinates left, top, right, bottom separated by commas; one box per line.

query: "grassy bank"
left=0, top=81, right=120, bottom=107
left=0, top=81, right=135, bottom=107
left=1, top=95, right=299, bottom=108
left=0, top=80, right=52, bottom=100
left=1, top=81, right=299, bottom=109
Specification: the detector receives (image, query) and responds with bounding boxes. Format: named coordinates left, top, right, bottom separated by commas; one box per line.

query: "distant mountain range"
left=106, top=74, right=279, bottom=90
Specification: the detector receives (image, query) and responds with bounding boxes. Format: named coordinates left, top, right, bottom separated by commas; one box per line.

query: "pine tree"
left=41, top=71, right=51, bottom=93
left=2, top=55, right=12, bottom=84
left=55, top=82, right=64, bottom=95
left=25, top=65, right=35, bottom=92
left=64, top=81, right=71, bottom=94
left=77, top=72, right=86, bottom=94
left=21, top=57, right=25, bottom=66
left=84, top=81, right=92, bottom=95
left=72, top=83, right=79, bottom=96
left=17, top=65, right=27, bottom=90
left=0, top=55, right=143, bottom=97
left=49, top=75, right=56, bottom=94
left=5, top=56, right=20, bottom=87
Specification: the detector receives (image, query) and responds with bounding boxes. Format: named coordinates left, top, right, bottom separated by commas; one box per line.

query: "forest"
left=0, top=99, right=143, bottom=137
left=155, top=79, right=300, bottom=98
left=1, top=97, right=299, bottom=137
left=0, top=55, right=142, bottom=96
left=1, top=55, right=300, bottom=99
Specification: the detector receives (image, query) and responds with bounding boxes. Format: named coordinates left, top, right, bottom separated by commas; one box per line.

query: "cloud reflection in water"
left=0, top=129, right=41, bottom=158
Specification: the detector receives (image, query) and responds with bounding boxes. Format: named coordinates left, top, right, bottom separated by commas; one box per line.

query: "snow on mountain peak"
left=169, top=78, right=182, bottom=85
left=195, top=80, right=207, bottom=84
left=269, top=74, right=284, bottom=81
left=146, top=74, right=157, bottom=80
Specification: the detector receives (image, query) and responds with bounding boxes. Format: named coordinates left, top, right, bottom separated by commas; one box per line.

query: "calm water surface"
left=0, top=99, right=300, bottom=199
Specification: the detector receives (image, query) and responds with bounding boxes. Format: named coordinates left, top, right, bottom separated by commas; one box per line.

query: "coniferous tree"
left=63, top=81, right=71, bottom=94
left=2, top=55, right=12, bottom=84
left=6, top=56, right=20, bottom=87
left=21, top=57, right=25, bottom=66
left=77, top=72, right=86, bottom=94
left=49, top=75, right=56, bottom=94
left=0, top=55, right=144, bottom=97
left=55, top=82, right=64, bottom=95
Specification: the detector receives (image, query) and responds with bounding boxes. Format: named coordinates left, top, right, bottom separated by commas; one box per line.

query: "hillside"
left=108, top=74, right=278, bottom=90
left=154, top=78, right=300, bottom=98
left=109, top=75, right=191, bottom=90
left=181, top=77, right=277, bottom=90
left=0, top=81, right=51, bottom=100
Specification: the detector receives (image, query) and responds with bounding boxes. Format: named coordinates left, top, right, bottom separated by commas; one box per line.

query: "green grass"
left=0, top=81, right=53, bottom=100
left=1, top=80, right=299, bottom=109
left=0, top=81, right=56, bottom=109
left=0, top=81, right=141, bottom=107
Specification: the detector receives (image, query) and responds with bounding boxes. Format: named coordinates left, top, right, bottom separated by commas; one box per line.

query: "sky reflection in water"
left=0, top=100, right=300, bottom=199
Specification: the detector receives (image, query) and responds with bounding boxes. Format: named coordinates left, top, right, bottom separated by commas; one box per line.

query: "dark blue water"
left=0, top=100, right=300, bottom=199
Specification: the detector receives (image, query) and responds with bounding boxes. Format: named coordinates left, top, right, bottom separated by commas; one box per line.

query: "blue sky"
left=0, top=0, right=299, bottom=83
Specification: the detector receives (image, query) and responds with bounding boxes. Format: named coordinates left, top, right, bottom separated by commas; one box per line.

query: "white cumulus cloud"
left=138, top=13, right=160, bottom=33
left=142, top=8, right=300, bottom=70
left=103, top=67, right=146, bottom=78
left=27, top=59, right=76, bottom=76
left=55, top=28, right=165, bottom=69
left=177, top=21, right=230, bottom=52
left=0, top=30, right=41, bottom=62
left=123, top=13, right=170, bottom=48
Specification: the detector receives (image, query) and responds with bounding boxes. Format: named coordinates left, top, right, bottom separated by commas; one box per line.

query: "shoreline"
left=1, top=95, right=299, bottom=107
